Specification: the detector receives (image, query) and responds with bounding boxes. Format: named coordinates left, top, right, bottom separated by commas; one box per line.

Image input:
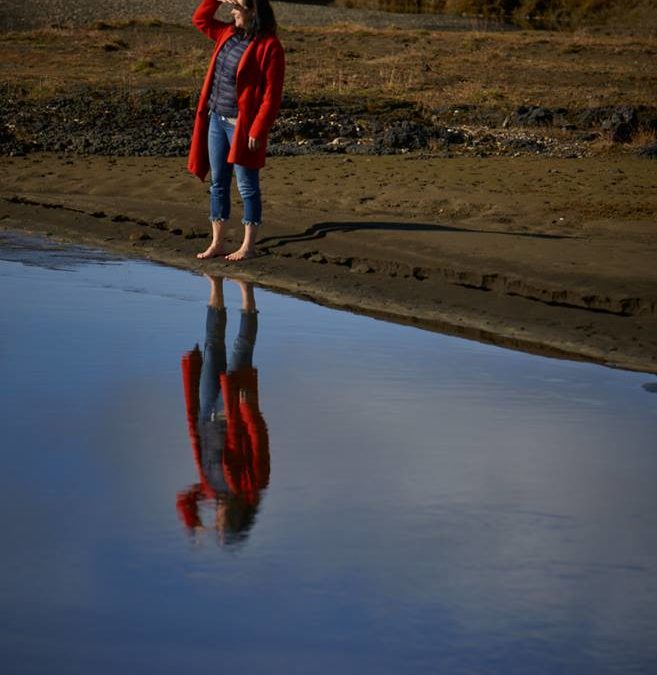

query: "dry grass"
left=0, top=23, right=208, bottom=94
left=1, top=20, right=656, bottom=113
left=283, top=24, right=657, bottom=109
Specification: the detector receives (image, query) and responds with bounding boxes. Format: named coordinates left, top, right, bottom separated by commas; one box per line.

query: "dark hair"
left=216, top=493, right=259, bottom=546
left=243, top=0, right=277, bottom=38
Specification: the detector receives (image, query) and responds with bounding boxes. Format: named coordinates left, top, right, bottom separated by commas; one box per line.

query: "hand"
left=248, top=136, right=260, bottom=152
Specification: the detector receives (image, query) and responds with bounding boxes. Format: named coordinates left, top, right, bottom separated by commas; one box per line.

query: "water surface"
left=1, top=233, right=656, bottom=675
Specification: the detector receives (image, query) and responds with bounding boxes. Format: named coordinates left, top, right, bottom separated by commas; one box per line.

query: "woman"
left=188, top=0, right=285, bottom=261
left=178, top=275, right=270, bottom=544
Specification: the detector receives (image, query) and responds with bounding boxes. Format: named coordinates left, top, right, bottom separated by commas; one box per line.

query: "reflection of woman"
left=188, top=0, right=285, bottom=262
left=177, top=276, right=270, bottom=543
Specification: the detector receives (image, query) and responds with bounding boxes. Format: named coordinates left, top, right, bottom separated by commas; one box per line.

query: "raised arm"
left=192, top=0, right=232, bottom=42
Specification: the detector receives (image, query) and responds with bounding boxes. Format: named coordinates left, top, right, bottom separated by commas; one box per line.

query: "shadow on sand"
left=257, top=220, right=580, bottom=251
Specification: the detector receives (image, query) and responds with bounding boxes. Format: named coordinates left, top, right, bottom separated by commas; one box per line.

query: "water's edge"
left=2, top=221, right=654, bottom=376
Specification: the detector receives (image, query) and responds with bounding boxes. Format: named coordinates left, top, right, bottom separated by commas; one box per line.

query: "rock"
left=351, top=262, right=374, bottom=274
left=602, top=106, right=639, bottom=142
left=509, top=105, right=554, bottom=127
left=581, top=105, right=640, bottom=142
left=611, top=123, right=634, bottom=143
left=381, top=121, right=430, bottom=151
left=441, top=127, right=468, bottom=145
left=637, top=141, right=657, bottom=159
left=505, top=137, right=547, bottom=153
left=129, top=231, right=151, bottom=241
left=578, top=106, right=613, bottom=128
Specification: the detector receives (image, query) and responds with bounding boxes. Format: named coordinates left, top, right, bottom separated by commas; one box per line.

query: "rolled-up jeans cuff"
left=242, top=220, right=261, bottom=227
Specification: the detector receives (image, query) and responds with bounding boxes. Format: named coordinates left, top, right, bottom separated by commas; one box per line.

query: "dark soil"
left=2, top=83, right=657, bottom=159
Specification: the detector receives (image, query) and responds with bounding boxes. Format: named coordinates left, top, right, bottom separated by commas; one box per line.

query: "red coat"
left=177, top=348, right=270, bottom=529
left=187, top=0, right=285, bottom=180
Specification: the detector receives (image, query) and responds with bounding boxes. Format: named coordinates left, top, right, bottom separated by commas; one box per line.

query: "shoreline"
left=2, top=153, right=656, bottom=375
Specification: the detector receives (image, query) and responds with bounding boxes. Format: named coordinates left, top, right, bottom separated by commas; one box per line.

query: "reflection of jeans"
left=208, top=112, right=262, bottom=225
left=228, top=311, right=258, bottom=373
left=198, top=306, right=258, bottom=495
left=199, top=306, right=258, bottom=422
left=200, top=306, right=227, bottom=422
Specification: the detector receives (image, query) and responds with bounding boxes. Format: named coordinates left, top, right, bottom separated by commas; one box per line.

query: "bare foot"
left=197, top=243, right=226, bottom=260
left=197, top=220, right=227, bottom=259
left=225, top=248, right=255, bottom=262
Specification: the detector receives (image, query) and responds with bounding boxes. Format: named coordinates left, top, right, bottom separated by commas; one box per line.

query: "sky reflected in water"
left=0, top=232, right=656, bottom=675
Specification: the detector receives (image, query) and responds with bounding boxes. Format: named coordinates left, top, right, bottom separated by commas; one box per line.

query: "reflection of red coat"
left=187, top=0, right=285, bottom=179
left=177, top=348, right=270, bottom=528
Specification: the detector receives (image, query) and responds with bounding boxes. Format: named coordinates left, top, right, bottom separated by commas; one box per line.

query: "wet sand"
left=1, top=152, right=656, bottom=373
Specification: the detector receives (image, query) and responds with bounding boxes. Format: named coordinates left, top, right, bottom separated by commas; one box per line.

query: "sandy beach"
left=2, top=151, right=656, bottom=373
left=1, top=1, right=656, bottom=373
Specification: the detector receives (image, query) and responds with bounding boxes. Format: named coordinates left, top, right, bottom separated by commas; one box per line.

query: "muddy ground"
left=2, top=152, right=656, bottom=373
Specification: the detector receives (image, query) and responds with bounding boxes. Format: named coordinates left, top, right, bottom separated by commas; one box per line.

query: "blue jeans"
left=199, top=306, right=258, bottom=422
left=208, top=112, right=262, bottom=226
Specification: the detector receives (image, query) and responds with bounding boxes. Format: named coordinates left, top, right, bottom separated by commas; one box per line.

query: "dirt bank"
left=1, top=152, right=656, bottom=373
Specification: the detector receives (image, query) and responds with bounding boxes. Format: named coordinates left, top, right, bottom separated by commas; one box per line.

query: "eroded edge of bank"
left=2, top=201, right=656, bottom=376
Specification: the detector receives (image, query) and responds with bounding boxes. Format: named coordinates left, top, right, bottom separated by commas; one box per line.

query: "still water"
left=1, top=232, right=656, bottom=675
